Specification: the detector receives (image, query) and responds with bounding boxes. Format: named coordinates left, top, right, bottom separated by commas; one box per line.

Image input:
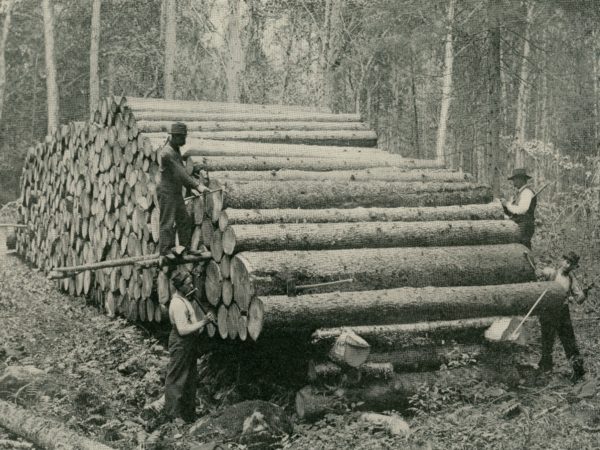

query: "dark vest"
left=511, top=187, right=536, bottom=246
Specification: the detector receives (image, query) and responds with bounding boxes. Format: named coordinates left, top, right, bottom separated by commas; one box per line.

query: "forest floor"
left=1, top=223, right=600, bottom=449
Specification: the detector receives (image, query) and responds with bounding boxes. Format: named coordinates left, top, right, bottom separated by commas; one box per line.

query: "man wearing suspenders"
left=502, top=168, right=537, bottom=249
left=165, top=271, right=215, bottom=422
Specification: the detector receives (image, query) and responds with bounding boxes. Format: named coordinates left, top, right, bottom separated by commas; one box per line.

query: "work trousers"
left=164, top=328, right=199, bottom=421
left=538, top=303, right=583, bottom=370
left=158, top=189, right=192, bottom=255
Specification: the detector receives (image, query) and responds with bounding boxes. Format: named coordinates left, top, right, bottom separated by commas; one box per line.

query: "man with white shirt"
left=165, top=271, right=215, bottom=422
left=502, top=168, right=536, bottom=249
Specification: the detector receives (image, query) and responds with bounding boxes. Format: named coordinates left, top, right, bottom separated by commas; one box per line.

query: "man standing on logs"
left=158, top=122, right=208, bottom=259
left=165, top=271, right=215, bottom=422
left=536, top=252, right=586, bottom=383
left=502, top=168, right=536, bottom=249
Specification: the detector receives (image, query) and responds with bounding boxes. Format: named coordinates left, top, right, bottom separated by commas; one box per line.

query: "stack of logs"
left=17, top=97, right=562, bottom=388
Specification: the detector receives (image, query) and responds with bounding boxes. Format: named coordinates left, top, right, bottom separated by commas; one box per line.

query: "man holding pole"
left=536, top=252, right=586, bottom=383
left=501, top=168, right=537, bottom=249
left=158, top=122, right=208, bottom=258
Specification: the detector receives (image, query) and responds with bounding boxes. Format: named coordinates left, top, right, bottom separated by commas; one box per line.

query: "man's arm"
left=570, top=274, right=586, bottom=304
left=536, top=267, right=555, bottom=281
left=163, top=150, right=203, bottom=191
left=170, top=298, right=209, bottom=336
left=505, top=188, right=534, bottom=215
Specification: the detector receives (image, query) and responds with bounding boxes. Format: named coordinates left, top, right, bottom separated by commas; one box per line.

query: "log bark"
left=308, top=361, right=394, bottom=384
left=222, top=220, right=520, bottom=254
left=0, top=399, right=115, bottom=450
left=367, top=344, right=484, bottom=372
left=257, top=282, right=563, bottom=333
left=192, top=156, right=443, bottom=172
left=126, top=96, right=336, bottom=115
left=311, top=317, right=505, bottom=346
left=138, top=120, right=369, bottom=133
left=132, top=111, right=360, bottom=122
left=208, top=168, right=469, bottom=184
left=220, top=181, right=492, bottom=209
left=230, top=244, right=536, bottom=303
left=218, top=202, right=504, bottom=230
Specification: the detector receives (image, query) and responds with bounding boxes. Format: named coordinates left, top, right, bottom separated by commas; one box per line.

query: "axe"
left=286, top=278, right=353, bottom=297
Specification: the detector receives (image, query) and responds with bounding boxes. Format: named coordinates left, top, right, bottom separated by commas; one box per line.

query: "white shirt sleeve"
left=506, top=188, right=534, bottom=215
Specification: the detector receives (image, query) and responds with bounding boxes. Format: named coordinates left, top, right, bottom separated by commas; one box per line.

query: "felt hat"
left=171, top=271, right=192, bottom=290
left=170, top=122, right=187, bottom=135
left=508, top=168, right=532, bottom=180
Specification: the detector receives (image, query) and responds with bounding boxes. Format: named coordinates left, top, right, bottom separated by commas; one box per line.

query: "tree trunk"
left=410, top=47, right=421, bottom=158
left=311, top=316, right=505, bottom=346
left=435, top=0, right=456, bottom=163
left=367, top=344, right=484, bottom=372
left=147, top=129, right=377, bottom=147
left=179, top=138, right=386, bottom=159
left=138, top=120, right=369, bottom=133
left=486, top=0, right=502, bottom=195
left=89, top=0, right=101, bottom=116
left=222, top=219, right=521, bottom=254
left=218, top=202, right=504, bottom=230
left=42, top=0, right=59, bottom=132
left=0, top=399, right=114, bottom=450
left=225, top=0, right=244, bottom=103
left=218, top=180, right=492, bottom=209
left=0, top=0, right=14, bottom=124
left=164, top=0, right=176, bottom=99
left=209, top=168, right=469, bottom=184
left=514, top=2, right=535, bottom=165
left=256, top=282, right=562, bottom=333
left=193, top=155, right=444, bottom=172
left=231, top=243, right=536, bottom=300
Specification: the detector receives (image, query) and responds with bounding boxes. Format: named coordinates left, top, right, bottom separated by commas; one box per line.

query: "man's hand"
left=204, top=311, right=216, bottom=324
left=192, top=185, right=209, bottom=196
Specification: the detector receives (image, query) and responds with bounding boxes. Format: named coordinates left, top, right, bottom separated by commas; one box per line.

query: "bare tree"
left=89, top=0, right=101, bottom=115
left=164, top=0, right=176, bottom=99
left=514, top=1, right=534, bottom=165
left=486, top=0, right=502, bottom=195
left=225, top=0, right=244, bottom=103
left=435, top=0, right=456, bottom=163
left=42, top=0, right=59, bottom=132
left=0, top=0, right=14, bottom=124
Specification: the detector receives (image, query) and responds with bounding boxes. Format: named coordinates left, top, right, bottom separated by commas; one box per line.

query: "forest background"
left=0, top=0, right=599, bottom=244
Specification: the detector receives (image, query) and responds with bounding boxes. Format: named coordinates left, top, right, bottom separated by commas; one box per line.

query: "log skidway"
left=256, top=282, right=563, bottom=332
left=218, top=202, right=504, bottom=230
left=219, top=180, right=492, bottom=209
left=230, top=244, right=536, bottom=305
left=222, top=219, right=521, bottom=254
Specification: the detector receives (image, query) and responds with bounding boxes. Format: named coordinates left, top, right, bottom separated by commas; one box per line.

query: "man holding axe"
left=536, top=251, right=586, bottom=382
left=165, top=271, right=215, bottom=422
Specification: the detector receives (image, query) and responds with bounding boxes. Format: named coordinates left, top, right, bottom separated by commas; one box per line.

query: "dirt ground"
left=2, top=224, right=600, bottom=449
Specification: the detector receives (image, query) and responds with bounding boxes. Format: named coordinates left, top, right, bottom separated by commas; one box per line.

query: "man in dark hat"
left=165, top=271, right=215, bottom=422
left=502, top=168, right=537, bottom=249
left=158, top=122, right=208, bottom=258
left=536, top=251, right=586, bottom=383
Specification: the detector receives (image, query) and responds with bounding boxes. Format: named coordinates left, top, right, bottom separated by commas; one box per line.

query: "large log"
left=132, top=111, right=361, bottom=123
left=222, top=220, right=521, bottom=254
left=230, top=244, right=535, bottom=300
left=208, top=168, right=470, bottom=183
left=367, top=344, right=485, bottom=372
left=218, top=202, right=504, bottom=230
left=126, top=96, right=335, bottom=115
left=144, top=129, right=378, bottom=147
left=256, top=282, right=563, bottom=332
left=220, top=181, right=492, bottom=209
left=192, top=156, right=443, bottom=171
left=138, top=120, right=369, bottom=133
left=311, top=317, right=506, bottom=347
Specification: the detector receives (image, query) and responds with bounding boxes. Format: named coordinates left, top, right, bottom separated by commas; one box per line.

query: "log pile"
left=16, top=97, right=559, bottom=385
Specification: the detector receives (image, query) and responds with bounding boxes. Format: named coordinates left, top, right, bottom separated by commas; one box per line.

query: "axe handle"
left=511, top=288, right=548, bottom=338
left=524, top=252, right=536, bottom=271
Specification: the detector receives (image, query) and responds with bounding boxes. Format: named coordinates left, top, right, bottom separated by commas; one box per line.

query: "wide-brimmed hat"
left=508, top=168, right=531, bottom=180
left=170, top=122, right=187, bottom=135
left=562, top=251, right=580, bottom=268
